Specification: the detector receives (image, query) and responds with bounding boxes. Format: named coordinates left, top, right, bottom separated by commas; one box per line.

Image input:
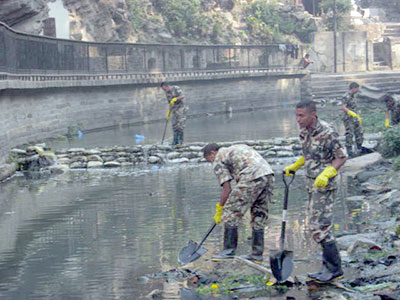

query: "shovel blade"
left=269, top=249, right=294, bottom=282
left=178, top=240, right=207, bottom=265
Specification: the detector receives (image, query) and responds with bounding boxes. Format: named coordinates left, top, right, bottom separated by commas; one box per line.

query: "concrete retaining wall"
left=0, top=75, right=302, bottom=163
left=310, top=31, right=371, bottom=73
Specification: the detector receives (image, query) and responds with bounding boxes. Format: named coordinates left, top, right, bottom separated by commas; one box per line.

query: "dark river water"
left=0, top=109, right=358, bottom=300
left=46, top=107, right=344, bottom=150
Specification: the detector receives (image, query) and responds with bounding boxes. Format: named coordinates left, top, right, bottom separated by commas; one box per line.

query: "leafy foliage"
left=153, top=0, right=211, bottom=39
left=319, top=0, right=352, bottom=31
left=245, top=0, right=316, bottom=43
left=380, top=125, right=400, bottom=158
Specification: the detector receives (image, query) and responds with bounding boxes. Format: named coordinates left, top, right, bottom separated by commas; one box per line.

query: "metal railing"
left=0, top=22, right=304, bottom=77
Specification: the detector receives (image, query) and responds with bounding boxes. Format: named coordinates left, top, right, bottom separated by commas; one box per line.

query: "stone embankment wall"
left=52, top=139, right=301, bottom=169
left=0, top=75, right=301, bottom=164
left=36, top=135, right=379, bottom=171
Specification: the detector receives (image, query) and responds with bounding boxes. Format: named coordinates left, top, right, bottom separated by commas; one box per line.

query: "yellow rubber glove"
left=166, top=109, right=171, bottom=120
left=214, top=203, right=223, bottom=225
left=347, top=110, right=362, bottom=125
left=170, top=97, right=178, bottom=106
left=284, top=156, right=305, bottom=176
left=314, top=166, right=338, bottom=189
left=385, top=117, right=390, bottom=128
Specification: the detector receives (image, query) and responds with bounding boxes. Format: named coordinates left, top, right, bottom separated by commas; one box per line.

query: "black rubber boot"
left=308, top=258, right=328, bottom=279
left=242, top=229, right=264, bottom=263
left=172, top=130, right=179, bottom=145
left=314, top=240, right=343, bottom=282
left=177, top=130, right=184, bottom=145
left=212, top=225, right=238, bottom=261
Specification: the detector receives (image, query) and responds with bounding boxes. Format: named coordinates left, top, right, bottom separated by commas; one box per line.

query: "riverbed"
left=0, top=108, right=373, bottom=300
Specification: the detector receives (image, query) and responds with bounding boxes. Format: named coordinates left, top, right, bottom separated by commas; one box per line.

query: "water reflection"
left=0, top=163, right=370, bottom=300
left=46, top=108, right=301, bottom=150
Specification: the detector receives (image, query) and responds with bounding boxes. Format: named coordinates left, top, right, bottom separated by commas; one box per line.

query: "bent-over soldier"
left=383, top=94, right=400, bottom=127
left=161, top=81, right=187, bottom=145
left=202, top=143, right=274, bottom=263
left=284, top=101, right=347, bottom=283
left=341, top=82, right=363, bottom=157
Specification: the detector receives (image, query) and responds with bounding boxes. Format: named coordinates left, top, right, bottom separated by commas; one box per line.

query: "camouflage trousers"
left=307, top=178, right=336, bottom=244
left=343, top=116, right=363, bottom=149
left=171, top=105, right=187, bottom=132
left=223, top=174, right=274, bottom=231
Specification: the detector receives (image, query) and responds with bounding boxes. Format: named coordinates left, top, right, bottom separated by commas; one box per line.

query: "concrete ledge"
left=0, top=68, right=306, bottom=90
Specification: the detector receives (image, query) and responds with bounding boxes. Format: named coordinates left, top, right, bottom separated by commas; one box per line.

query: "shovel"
left=161, top=117, right=169, bottom=144
left=269, top=171, right=295, bottom=283
left=178, top=222, right=216, bottom=265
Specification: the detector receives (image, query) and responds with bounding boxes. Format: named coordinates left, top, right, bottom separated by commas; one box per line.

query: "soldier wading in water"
left=341, top=82, right=363, bottom=157
left=161, top=81, right=187, bottom=146
left=284, top=101, right=347, bottom=283
left=202, top=143, right=274, bottom=263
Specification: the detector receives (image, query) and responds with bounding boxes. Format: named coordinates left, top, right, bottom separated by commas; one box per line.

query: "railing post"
left=247, top=47, right=250, bottom=70
left=87, top=45, right=90, bottom=74
left=125, top=45, right=128, bottom=73
left=105, top=46, right=109, bottom=73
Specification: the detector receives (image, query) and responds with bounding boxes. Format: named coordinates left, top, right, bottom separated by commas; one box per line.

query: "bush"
left=394, top=156, right=400, bottom=171
left=380, top=125, right=400, bottom=158
left=319, top=0, right=352, bottom=31
left=245, top=0, right=316, bottom=43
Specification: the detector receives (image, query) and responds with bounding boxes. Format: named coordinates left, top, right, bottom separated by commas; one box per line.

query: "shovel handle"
left=161, top=118, right=169, bottom=144
left=280, top=172, right=295, bottom=249
left=194, top=222, right=216, bottom=253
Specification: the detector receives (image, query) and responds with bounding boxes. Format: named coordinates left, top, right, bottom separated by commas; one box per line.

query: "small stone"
left=70, top=161, right=86, bottom=169
left=104, top=161, right=121, bottom=168
left=167, top=152, right=181, bottom=160
left=57, top=157, right=70, bottom=164
left=88, top=155, right=103, bottom=162
left=87, top=161, right=103, bottom=168
left=11, top=149, right=27, bottom=155
left=148, top=156, right=161, bottom=164
left=169, top=158, right=189, bottom=163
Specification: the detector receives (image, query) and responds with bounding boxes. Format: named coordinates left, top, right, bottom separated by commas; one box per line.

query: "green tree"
left=319, top=0, right=352, bottom=31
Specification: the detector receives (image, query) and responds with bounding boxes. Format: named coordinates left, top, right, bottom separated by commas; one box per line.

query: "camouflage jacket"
left=342, top=92, right=359, bottom=118
left=165, top=85, right=185, bottom=111
left=300, top=119, right=346, bottom=181
left=212, top=144, right=274, bottom=186
left=388, top=99, right=400, bottom=125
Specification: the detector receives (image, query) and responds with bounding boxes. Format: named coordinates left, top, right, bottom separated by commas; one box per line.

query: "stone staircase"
left=382, top=23, right=400, bottom=39
left=310, top=71, right=400, bottom=101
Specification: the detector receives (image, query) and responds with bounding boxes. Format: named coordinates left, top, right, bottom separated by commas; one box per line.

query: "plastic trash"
left=78, top=130, right=83, bottom=138
left=152, top=165, right=159, bottom=170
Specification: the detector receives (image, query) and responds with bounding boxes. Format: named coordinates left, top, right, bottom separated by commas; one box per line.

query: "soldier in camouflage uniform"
left=341, top=82, right=363, bottom=157
left=284, top=101, right=347, bottom=283
left=384, top=94, right=400, bottom=127
left=202, top=143, right=274, bottom=263
left=161, top=82, right=187, bottom=145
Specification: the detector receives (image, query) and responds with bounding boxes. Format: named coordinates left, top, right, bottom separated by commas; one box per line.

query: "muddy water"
left=46, top=106, right=344, bottom=150
left=0, top=109, right=358, bottom=300
left=0, top=162, right=362, bottom=300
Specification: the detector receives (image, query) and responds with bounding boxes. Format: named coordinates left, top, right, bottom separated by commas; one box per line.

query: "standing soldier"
left=284, top=101, right=346, bottom=282
left=383, top=94, right=400, bottom=127
left=202, top=143, right=274, bottom=263
left=160, top=82, right=187, bottom=145
left=341, top=82, right=363, bottom=157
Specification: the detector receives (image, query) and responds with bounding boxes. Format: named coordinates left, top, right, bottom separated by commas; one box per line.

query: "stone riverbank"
left=5, top=134, right=381, bottom=174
